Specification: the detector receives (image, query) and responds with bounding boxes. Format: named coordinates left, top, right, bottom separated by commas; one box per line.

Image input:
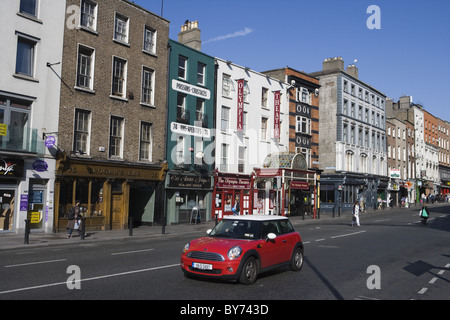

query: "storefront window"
left=0, top=190, right=15, bottom=231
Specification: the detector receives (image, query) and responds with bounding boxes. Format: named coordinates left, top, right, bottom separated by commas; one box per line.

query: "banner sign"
left=274, top=91, right=281, bottom=139
left=236, top=79, right=244, bottom=133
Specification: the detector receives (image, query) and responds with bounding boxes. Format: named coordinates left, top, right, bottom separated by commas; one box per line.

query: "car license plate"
left=192, top=262, right=213, bottom=270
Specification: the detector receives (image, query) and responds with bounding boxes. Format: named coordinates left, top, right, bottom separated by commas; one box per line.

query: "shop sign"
left=32, top=160, right=48, bottom=172
left=172, top=79, right=211, bottom=100
left=290, top=181, right=309, bottom=190
left=274, top=91, right=281, bottom=139
left=168, top=173, right=211, bottom=189
left=236, top=79, right=244, bottom=133
left=170, top=122, right=211, bottom=138
left=0, top=159, right=24, bottom=177
left=0, top=124, right=7, bottom=136
left=216, top=176, right=251, bottom=190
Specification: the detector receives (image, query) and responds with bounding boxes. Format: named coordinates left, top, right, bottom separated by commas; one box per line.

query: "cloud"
left=204, top=27, right=254, bottom=44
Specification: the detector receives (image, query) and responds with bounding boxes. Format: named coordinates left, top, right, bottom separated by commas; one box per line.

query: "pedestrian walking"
left=352, top=201, right=360, bottom=227
left=66, top=201, right=86, bottom=238
left=419, top=205, right=430, bottom=226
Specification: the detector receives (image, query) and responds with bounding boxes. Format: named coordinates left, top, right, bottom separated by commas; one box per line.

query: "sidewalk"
left=0, top=204, right=433, bottom=251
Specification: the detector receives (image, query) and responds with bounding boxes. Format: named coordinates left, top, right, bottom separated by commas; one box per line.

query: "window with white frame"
left=220, top=143, right=228, bottom=172
left=176, top=135, right=184, bottom=164
left=112, top=57, right=127, bottom=98
left=141, top=67, right=154, bottom=105
left=140, top=122, right=152, bottom=161
left=143, top=26, right=156, bottom=55
left=297, top=88, right=310, bottom=104
left=74, top=109, right=91, bottom=154
left=20, top=0, right=38, bottom=17
left=197, top=62, right=206, bottom=85
left=238, top=146, right=246, bottom=173
left=76, top=45, right=95, bottom=90
left=114, top=13, right=129, bottom=43
left=109, top=116, right=124, bottom=158
left=222, top=74, right=234, bottom=97
left=16, top=34, right=38, bottom=77
left=178, top=55, right=187, bottom=80
left=261, top=117, right=268, bottom=140
left=80, top=0, right=97, bottom=31
left=261, top=88, right=268, bottom=108
left=296, top=116, right=311, bottom=134
left=221, top=106, right=230, bottom=132
left=0, top=97, right=31, bottom=151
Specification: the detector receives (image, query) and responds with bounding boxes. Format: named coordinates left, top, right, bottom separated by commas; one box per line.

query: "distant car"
left=180, top=215, right=304, bottom=284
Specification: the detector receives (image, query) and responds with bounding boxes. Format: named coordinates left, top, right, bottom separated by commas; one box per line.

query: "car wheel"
left=290, top=247, right=304, bottom=271
left=239, top=257, right=258, bottom=285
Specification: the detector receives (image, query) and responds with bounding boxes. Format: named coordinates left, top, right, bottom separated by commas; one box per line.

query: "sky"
left=134, top=0, right=450, bottom=121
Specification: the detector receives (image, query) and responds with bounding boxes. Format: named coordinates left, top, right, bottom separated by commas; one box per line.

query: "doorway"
left=0, top=189, right=15, bottom=231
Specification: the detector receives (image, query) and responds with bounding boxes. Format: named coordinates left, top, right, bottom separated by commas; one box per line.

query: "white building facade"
left=213, top=58, right=289, bottom=217
left=0, top=0, right=66, bottom=234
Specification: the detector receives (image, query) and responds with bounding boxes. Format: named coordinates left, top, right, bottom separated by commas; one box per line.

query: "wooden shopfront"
left=55, top=156, right=167, bottom=231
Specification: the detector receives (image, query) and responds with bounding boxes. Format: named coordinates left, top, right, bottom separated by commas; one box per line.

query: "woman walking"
left=352, top=201, right=360, bottom=227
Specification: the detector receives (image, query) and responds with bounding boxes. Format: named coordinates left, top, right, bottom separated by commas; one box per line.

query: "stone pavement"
left=0, top=204, right=429, bottom=251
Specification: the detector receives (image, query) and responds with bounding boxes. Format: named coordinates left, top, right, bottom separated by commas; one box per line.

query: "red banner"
left=274, top=91, right=281, bottom=139
left=237, top=79, right=244, bottom=132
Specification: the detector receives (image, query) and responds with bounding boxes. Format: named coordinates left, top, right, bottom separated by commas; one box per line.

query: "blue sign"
left=33, top=160, right=48, bottom=172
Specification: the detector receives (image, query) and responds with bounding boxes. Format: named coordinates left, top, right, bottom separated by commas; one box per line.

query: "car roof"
left=223, top=215, right=288, bottom=222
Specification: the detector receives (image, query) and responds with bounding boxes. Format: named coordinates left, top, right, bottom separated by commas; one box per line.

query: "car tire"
left=290, top=247, right=304, bottom=271
left=239, top=257, right=258, bottom=285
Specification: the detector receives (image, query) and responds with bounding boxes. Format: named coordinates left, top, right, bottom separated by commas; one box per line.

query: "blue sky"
left=134, top=0, right=450, bottom=121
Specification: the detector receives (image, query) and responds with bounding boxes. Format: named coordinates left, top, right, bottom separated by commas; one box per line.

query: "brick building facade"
left=55, top=0, right=170, bottom=231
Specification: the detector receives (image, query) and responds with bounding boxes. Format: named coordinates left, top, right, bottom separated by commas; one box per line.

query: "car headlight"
left=227, top=246, right=242, bottom=260
left=183, top=242, right=190, bottom=253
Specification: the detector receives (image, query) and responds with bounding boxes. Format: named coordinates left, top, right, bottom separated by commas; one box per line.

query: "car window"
left=262, top=221, right=280, bottom=238
left=210, top=220, right=261, bottom=240
left=278, top=219, right=295, bottom=234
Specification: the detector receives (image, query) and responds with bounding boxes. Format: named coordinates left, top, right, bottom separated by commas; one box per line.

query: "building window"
left=346, top=151, right=354, bottom=172
left=20, top=0, right=37, bottom=17
left=114, top=13, right=129, bottom=43
left=140, top=122, right=152, bottom=161
left=261, top=88, right=268, bottom=108
left=197, top=62, right=206, bottom=85
left=296, top=116, right=311, bottom=135
left=238, top=146, right=246, bottom=173
left=221, top=106, right=230, bottom=132
left=177, top=93, right=188, bottom=123
left=16, top=35, right=37, bottom=77
left=76, top=45, right=95, bottom=89
left=112, top=57, right=127, bottom=98
left=143, top=26, right=156, bottom=54
left=141, top=67, right=154, bottom=105
left=0, top=97, right=31, bottom=152
left=176, top=135, right=184, bottom=164
left=261, top=117, right=268, bottom=140
left=222, top=74, right=234, bottom=97
left=74, top=109, right=91, bottom=154
left=80, top=0, right=97, bottom=31
left=196, top=99, right=205, bottom=124
left=178, top=56, right=187, bottom=80
left=109, top=116, right=124, bottom=158
left=220, top=144, right=228, bottom=172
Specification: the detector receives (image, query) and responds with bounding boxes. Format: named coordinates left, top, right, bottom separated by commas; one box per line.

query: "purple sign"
left=33, top=160, right=48, bottom=172
left=20, top=194, right=28, bottom=211
left=45, top=136, right=56, bottom=148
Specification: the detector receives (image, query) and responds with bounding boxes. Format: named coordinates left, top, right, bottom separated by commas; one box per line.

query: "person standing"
left=419, top=205, right=430, bottom=226
left=66, top=201, right=85, bottom=238
left=352, top=201, right=360, bottom=227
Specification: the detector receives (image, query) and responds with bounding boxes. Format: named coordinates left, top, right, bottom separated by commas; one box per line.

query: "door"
left=0, top=190, right=15, bottom=231
left=111, top=194, right=122, bottom=230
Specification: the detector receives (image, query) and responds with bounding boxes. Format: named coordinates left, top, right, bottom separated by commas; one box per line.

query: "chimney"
left=346, top=64, right=358, bottom=79
left=178, top=20, right=201, bottom=51
left=322, top=57, right=345, bottom=73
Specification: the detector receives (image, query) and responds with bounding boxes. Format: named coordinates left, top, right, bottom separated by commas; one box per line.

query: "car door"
left=257, top=221, right=288, bottom=268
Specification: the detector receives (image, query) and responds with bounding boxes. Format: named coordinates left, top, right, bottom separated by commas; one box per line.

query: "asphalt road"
left=0, top=205, right=449, bottom=303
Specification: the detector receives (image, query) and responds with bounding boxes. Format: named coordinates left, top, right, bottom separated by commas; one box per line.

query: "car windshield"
left=209, top=219, right=262, bottom=240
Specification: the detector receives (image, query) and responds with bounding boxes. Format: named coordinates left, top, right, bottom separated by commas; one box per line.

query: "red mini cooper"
left=181, top=215, right=304, bottom=284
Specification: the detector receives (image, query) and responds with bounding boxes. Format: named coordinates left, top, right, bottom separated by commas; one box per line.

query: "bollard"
left=129, top=216, right=133, bottom=237
left=24, top=219, right=30, bottom=244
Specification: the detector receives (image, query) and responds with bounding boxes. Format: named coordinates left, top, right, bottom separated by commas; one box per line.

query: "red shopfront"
left=212, top=172, right=253, bottom=220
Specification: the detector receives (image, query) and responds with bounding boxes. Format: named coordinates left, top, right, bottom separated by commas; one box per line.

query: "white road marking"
left=331, top=230, right=366, bottom=239
left=111, top=249, right=154, bottom=256
left=418, top=287, right=428, bottom=295
left=0, top=263, right=180, bottom=295
left=4, top=259, right=67, bottom=268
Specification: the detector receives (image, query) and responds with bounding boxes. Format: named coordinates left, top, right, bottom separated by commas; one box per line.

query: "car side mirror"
left=266, top=233, right=277, bottom=242
left=206, top=229, right=212, bottom=235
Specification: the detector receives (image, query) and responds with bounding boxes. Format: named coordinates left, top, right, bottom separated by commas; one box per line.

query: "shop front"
left=55, top=155, right=167, bottom=231
left=0, top=158, right=23, bottom=233
left=212, top=172, right=253, bottom=220
left=165, top=172, right=213, bottom=224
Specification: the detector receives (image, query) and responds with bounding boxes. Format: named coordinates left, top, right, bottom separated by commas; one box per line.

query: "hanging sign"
left=236, top=79, right=244, bottom=133
left=274, top=91, right=281, bottom=139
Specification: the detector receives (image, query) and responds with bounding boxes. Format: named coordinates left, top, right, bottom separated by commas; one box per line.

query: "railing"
left=0, top=127, right=45, bottom=155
